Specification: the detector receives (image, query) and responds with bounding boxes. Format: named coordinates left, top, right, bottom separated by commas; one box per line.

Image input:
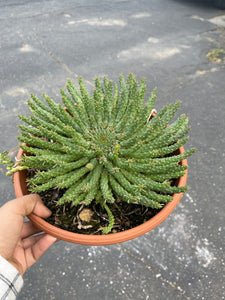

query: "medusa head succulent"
left=0, top=74, right=195, bottom=233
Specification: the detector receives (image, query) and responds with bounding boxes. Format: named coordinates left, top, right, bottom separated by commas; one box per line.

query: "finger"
left=6, top=194, right=52, bottom=218
left=21, top=221, right=43, bottom=239
left=22, top=233, right=46, bottom=249
left=25, top=234, right=57, bottom=269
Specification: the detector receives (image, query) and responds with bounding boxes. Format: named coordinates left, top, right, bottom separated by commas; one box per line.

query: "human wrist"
left=7, top=257, right=24, bottom=276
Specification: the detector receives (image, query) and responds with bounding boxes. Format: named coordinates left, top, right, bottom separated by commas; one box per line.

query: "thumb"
left=5, top=194, right=52, bottom=218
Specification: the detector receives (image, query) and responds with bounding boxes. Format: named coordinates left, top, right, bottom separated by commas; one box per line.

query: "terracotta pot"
left=13, top=147, right=187, bottom=245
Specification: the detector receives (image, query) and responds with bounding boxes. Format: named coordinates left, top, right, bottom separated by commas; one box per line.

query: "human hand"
left=0, top=194, right=57, bottom=276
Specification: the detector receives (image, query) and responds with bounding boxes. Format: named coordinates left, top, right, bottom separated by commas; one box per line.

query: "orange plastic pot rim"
left=13, top=147, right=187, bottom=245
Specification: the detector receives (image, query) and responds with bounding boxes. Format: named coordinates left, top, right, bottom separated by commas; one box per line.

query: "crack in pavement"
left=38, top=38, right=94, bottom=88
left=118, top=245, right=191, bottom=300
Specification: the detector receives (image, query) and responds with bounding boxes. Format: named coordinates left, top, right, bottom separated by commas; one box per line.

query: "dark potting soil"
left=37, top=187, right=162, bottom=235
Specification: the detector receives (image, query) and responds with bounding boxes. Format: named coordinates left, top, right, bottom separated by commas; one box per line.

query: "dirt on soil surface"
left=38, top=187, right=162, bottom=235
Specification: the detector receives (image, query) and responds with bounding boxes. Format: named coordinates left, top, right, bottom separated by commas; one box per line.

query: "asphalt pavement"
left=0, top=0, right=225, bottom=299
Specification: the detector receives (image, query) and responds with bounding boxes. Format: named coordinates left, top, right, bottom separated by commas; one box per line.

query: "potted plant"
left=0, top=74, right=195, bottom=245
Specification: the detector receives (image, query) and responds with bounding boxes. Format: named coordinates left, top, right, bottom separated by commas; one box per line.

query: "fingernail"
left=45, top=207, right=52, bottom=215
left=48, top=235, right=57, bottom=242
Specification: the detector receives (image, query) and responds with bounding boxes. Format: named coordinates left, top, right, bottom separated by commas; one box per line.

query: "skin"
left=0, top=194, right=57, bottom=276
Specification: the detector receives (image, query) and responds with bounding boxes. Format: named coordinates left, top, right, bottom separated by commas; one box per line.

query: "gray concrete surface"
left=0, top=0, right=225, bottom=299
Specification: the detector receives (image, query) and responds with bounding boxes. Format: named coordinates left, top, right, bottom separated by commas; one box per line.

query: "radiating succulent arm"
left=100, top=169, right=115, bottom=203
left=101, top=202, right=115, bottom=234
left=66, top=79, right=91, bottom=130
left=78, top=77, right=98, bottom=128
